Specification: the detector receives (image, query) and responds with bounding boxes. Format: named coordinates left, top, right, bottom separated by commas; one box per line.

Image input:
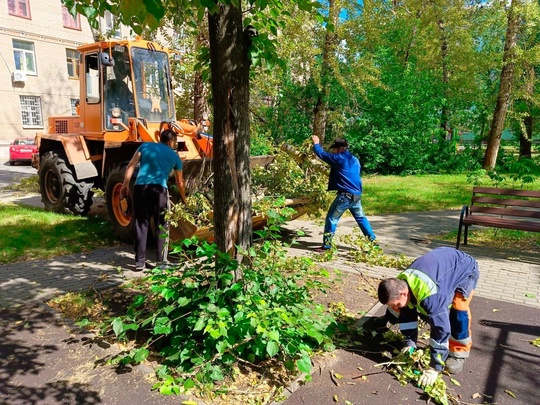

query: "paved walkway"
left=283, top=210, right=540, bottom=308
left=1, top=204, right=539, bottom=308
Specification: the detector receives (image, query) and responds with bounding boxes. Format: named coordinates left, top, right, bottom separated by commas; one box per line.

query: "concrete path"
left=283, top=211, right=540, bottom=308
left=0, top=193, right=539, bottom=405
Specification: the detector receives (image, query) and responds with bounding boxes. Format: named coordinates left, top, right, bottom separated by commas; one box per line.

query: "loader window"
left=104, top=49, right=135, bottom=130
left=85, top=53, right=100, bottom=103
left=132, top=47, right=175, bottom=123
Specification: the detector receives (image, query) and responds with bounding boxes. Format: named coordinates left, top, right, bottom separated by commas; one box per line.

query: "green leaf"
left=142, top=0, right=165, bottom=20
left=505, top=390, right=516, bottom=398
left=111, top=317, right=124, bottom=337
left=193, top=317, right=206, bottom=331
left=183, top=379, right=196, bottom=389
left=267, top=330, right=280, bottom=341
left=177, top=297, right=190, bottom=307
left=132, top=294, right=146, bottom=307
left=216, top=340, right=229, bottom=354
left=450, top=378, right=461, bottom=386
left=133, top=347, right=149, bottom=363
left=266, top=340, right=279, bottom=357
left=154, top=323, right=171, bottom=335
left=297, top=352, right=312, bottom=374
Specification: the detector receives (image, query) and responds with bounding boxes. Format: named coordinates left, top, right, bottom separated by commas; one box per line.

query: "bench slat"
left=472, top=196, right=540, bottom=208
left=457, top=187, right=540, bottom=249
left=470, top=206, right=540, bottom=218
left=462, top=215, right=540, bottom=232
left=472, top=187, right=540, bottom=198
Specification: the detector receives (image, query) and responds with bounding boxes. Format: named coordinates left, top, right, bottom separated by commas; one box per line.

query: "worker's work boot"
left=446, top=356, right=465, bottom=374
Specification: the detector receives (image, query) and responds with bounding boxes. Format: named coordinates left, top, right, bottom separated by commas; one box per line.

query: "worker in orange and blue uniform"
left=375, top=247, right=479, bottom=388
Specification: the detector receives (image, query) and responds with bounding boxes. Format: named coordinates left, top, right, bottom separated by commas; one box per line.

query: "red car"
left=9, top=137, right=38, bottom=166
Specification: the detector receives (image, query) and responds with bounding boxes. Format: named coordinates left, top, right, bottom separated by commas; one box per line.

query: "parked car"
left=9, top=137, right=38, bottom=166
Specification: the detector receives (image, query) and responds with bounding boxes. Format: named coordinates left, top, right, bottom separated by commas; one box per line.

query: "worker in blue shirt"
left=312, top=135, right=376, bottom=251
left=376, top=247, right=479, bottom=387
left=121, top=129, right=187, bottom=271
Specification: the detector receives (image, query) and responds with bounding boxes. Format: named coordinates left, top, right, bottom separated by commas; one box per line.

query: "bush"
left=109, top=218, right=336, bottom=396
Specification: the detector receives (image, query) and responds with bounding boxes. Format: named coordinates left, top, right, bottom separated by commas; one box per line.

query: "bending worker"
left=376, top=247, right=479, bottom=387
left=120, top=129, right=187, bottom=271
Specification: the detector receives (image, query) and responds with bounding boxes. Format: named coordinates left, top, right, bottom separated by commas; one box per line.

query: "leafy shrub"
left=109, top=219, right=336, bottom=396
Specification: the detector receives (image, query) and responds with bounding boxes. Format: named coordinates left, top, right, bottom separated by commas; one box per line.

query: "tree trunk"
left=193, top=30, right=210, bottom=122
left=193, top=71, right=209, bottom=122
left=437, top=18, right=450, bottom=138
left=208, top=4, right=251, bottom=263
left=483, top=0, right=520, bottom=170
left=312, top=0, right=340, bottom=143
left=521, top=115, right=532, bottom=158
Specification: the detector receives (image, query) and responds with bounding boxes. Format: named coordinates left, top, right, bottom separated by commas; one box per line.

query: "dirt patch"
left=312, top=269, right=379, bottom=318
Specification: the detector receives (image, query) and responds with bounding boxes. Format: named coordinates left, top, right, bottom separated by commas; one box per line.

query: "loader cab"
left=81, top=41, right=176, bottom=133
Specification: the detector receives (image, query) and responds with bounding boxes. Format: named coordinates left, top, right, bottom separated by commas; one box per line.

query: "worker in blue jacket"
left=312, top=135, right=376, bottom=251
left=376, top=247, right=479, bottom=387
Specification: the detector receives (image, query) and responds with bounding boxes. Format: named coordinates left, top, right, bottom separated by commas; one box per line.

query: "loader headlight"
left=111, top=107, right=122, bottom=118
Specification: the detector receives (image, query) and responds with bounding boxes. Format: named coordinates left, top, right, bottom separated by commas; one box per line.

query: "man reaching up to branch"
left=312, top=135, right=376, bottom=251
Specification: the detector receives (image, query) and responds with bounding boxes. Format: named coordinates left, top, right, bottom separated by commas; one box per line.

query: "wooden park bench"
left=456, top=187, right=540, bottom=249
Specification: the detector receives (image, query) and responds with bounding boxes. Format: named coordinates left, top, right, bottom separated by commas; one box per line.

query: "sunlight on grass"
left=363, top=174, right=472, bottom=215
left=0, top=203, right=118, bottom=264
left=437, top=228, right=540, bottom=252
left=363, top=174, right=540, bottom=216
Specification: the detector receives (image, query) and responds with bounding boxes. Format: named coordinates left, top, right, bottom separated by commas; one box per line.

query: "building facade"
left=0, top=0, right=132, bottom=143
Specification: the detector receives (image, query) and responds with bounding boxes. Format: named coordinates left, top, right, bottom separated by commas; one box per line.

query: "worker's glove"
left=418, top=368, right=439, bottom=388
left=400, top=346, right=415, bottom=356
left=120, top=185, right=129, bottom=199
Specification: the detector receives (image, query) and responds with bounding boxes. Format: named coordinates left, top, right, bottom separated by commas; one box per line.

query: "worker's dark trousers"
left=133, top=184, right=169, bottom=267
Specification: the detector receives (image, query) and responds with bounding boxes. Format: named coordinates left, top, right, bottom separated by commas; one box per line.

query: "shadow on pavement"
left=0, top=304, right=102, bottom=404
left=282, top=296, right=540, bottom=405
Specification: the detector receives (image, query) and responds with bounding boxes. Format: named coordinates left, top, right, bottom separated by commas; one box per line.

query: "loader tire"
left=39, top=151, right=94, bottom=215
left=106, top=166, right=135, bottom=243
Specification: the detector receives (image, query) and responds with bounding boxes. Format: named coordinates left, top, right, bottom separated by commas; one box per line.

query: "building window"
left=62, top=6, right=81, bottom=30
left=104, top=11, right=121, bottom=38
left=13, top=40, right=36, bottom=74
left=20, top=96, right=43, bottom=127
left=71, top=98, right=79, bottom=116
left=66, top=49, right=80, bottom=78
left=7, top=0, right=31, bottom=19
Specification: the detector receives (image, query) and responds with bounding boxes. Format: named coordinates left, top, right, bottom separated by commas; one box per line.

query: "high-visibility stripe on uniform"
left=430, top=338, right=449, bottom=350
left=397, top=268, right=438, bottom=316
left=399, top=321, right=418, bottom=331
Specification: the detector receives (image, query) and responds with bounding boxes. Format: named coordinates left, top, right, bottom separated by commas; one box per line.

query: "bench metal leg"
left=456, top=222, right=462, bottom=249
left=464, top=225, right=469, bottom=246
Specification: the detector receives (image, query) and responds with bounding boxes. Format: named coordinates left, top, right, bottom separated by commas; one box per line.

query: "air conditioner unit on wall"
left=12, top=70, right=27, bottom=83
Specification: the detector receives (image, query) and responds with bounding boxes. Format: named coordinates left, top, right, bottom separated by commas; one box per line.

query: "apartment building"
left=0, top=0, right=132, bottom=143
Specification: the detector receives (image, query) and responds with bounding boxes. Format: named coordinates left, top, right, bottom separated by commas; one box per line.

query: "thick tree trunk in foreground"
left=483, top=0, right=520, bottom=170
left=208, top=4, right=252, bottom=260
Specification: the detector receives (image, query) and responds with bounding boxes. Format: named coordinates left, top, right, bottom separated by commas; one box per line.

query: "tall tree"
left=483, top=0, right=521, bottom=170
left=312, top=0, right=340, bottom=142
left=208, top=4, right=252, bottom=256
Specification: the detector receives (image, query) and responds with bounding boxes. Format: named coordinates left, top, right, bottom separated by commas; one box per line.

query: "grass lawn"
left=2, top=173, right=539, bottom=264
left=363, top=174, right=472, bottom=215
left=0, top=203, right=118, bottom=264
